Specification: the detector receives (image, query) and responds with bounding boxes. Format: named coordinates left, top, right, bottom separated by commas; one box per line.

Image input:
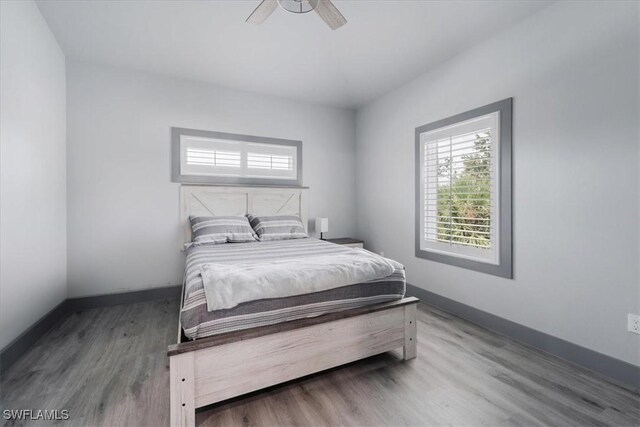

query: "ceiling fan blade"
left=246, top=0, right=278, bottom=25
left=314, top=0, right=347, bottom=30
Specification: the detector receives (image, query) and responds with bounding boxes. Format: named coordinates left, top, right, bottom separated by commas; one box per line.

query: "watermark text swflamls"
left=3, top=409, right=69, bottom=421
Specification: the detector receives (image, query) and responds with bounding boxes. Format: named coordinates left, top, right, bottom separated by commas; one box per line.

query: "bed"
left=168, top=185, right=419, bottom=427
left=181, top=237, right=407, bottom=339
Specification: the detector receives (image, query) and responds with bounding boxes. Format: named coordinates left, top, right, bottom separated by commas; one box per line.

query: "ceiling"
left=36, top=0, right=552, bottom=109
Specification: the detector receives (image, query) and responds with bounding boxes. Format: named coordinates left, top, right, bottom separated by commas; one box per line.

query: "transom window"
left=182, top=138, right=243, bottom=175
left=172, top=128, right=302, bottom=186
left=415, top=99, right=512, bottom=278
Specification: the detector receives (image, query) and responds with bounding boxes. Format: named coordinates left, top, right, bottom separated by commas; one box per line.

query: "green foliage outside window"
left=436, top=132, right=491, bottom=248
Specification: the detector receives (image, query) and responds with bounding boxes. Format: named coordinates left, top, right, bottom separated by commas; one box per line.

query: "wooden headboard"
left=180, top=185, right=308, bottom=247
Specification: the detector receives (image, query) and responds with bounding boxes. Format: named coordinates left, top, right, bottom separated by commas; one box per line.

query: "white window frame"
left=419, top=113, right=500, bottom=265
left=180, top=136, right=243, bottom=177
left=245, top=142, right=298, bottom=179
left=415, top=99, right=512, bottom=278
left=172, top=128, right=303, bottom=187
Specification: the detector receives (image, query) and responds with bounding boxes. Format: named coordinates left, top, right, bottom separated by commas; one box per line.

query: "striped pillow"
left=189, top=216, right=257, bottom=246
left=247, top=214, right=307, bottom=241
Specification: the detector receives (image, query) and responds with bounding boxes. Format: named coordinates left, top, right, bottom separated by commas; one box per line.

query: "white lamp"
left=316, top=218, right=329, bottom=240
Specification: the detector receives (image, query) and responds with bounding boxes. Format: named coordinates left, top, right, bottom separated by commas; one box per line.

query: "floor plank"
left=1, top=299, right=638, bottom=426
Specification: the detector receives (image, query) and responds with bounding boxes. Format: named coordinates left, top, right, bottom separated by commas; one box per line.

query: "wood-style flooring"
left=1, top=298, right=638, bottom=426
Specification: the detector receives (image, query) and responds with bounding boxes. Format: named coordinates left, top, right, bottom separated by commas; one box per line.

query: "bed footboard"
left=168, top=297, right=419, bottom=427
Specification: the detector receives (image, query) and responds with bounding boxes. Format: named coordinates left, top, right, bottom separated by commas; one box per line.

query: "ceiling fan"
left=246, top=0, right=347, bottom=30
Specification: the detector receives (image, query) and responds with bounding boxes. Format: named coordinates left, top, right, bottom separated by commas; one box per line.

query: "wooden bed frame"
left=168, top=185, right=419, bottom=427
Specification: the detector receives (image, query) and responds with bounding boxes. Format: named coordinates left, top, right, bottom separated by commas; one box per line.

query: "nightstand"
left=324, top=238, right=364, bottom=249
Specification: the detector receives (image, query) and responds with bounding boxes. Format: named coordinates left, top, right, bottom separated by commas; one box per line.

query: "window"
left=182, top=138, right=242, bottom=177
left=415, top=98, right=512, bottom=278
left=172, top=128, right=302, bottom=186
left=245, top=143, right=296, bottom=179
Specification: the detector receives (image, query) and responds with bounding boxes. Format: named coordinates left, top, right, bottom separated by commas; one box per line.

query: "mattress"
left=180, top=238, right=406, bottom=340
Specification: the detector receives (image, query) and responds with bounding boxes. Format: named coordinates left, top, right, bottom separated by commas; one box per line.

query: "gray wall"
left=355, top=1, right=640, bottom=366
left=66, top=62, right=357, bottom=297
left=0, top=1, right=67, bottom=349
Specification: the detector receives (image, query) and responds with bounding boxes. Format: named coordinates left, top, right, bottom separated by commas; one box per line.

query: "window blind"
left=419, top=112, right=500, bottom=265
left=186, top=148, right=241, bottom=168
left=247, top=153, right=293, bottom=171
left=180, top=137, right=297, bottom=180
left=245, top=142, right=296, bottom=179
